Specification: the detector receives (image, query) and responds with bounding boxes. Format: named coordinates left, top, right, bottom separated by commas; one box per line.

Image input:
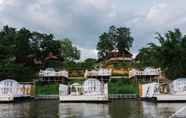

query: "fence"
left=109, top=94, right=137, bottom=100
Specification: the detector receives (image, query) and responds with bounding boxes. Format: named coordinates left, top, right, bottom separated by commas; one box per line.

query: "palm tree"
left=137, top=29, right=186, bottom=79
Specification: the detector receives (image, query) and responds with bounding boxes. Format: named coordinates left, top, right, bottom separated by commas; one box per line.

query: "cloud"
left=77, top=46, right=98, bottom=61
left=128, top=0, right=186, bottom=52
left=0, top=0, right=186, bottom=59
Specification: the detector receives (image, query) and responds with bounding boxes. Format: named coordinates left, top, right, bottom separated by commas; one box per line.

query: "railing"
left=35, top=95, right=59, bottom=100
left=39, top=70, right=69, bottom=78
left=109, top=94, right=137, bottom=99
left=84, top=69, right=112, bottom=78
left=129, top=68, right=161, bottom=78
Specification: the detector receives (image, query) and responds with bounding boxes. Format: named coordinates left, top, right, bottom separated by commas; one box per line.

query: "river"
left=0, top=100, right=185, bottom=118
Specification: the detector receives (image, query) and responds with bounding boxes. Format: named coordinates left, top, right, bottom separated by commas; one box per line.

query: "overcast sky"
left=0, top=0, right=186, bottom=60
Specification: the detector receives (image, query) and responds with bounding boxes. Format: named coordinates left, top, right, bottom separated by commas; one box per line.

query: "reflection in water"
left=0, top=102, right=31, bottom=118
left=109, top=100, right=143, bottom=118
left=142, top=102, right=186, bottom=118
left=0, top=100, right=59, bottom=118
left=0, top=100, right=186, bottom=118
left=59, top=103, right=111, bottom=118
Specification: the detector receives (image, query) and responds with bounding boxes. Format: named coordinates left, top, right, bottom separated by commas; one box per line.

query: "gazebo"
left=70, top=83, right=82, bottom=96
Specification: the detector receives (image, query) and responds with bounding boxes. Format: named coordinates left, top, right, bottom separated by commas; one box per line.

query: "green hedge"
left=35, top=82, right=59, bottom=95
left=108, top=79, right=138, bottom=94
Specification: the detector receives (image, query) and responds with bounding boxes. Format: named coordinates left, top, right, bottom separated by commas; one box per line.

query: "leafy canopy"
left=97, top=25, right=134, bottom=60
left=0, top=25, right=80, bottom=81
left=137, top=29, right=186, bottom=79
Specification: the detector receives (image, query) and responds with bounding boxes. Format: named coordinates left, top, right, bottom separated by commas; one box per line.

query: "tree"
left=82, top=58, right=97, bottom=70
left=0, top=25, right=66, bottom=81
left=97, top=32, right=114, bottom=59
left=0, top=26, right=16, bottom=63
left=109, top=26, right=134, bottom=52
left=60, top=38, right=80, bottom=62
left=97, top=25, right=134, bottom=60
left=137, top=29, right=186, bottom=79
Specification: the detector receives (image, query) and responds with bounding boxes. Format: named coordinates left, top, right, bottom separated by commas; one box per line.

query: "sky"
left=0, top=0, right=186, bottom=60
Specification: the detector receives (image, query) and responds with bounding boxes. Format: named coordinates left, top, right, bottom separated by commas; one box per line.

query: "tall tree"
left=0, top=25, right=65, bottom=81
left=109, top=26, right=134, bottom=52
left=60, top=38, right=80, bottom=62
left=97, top=25, right=134, bottom=60
left=0, top=26, right=16, bottom=64
left=97, top=32, right=114, bottom=59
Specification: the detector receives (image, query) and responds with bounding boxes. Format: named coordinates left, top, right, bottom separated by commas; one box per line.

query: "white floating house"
left=59, top=79, right=108, bottom=102
left=0, top=79, right=33, bottom=102
left=129, top=67, right=161, bottom=78
left=169, top=78, right=186, bottom=95
left=140, top=78, right=186, bottom=102
left=156, top=78, right=186, bottom=102
left=84, top=68, right=112, bottom=83
left=139, top=82, right=160, bottom=99
left=59, top=68, right=111, bottom=102
left=39, top=68, right=68, bottom=83
left=0, top=79, right=19, bottom=101
left=83, top=79, right=104, bottom=96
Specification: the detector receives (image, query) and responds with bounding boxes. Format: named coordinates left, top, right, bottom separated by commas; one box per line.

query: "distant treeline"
left=0, top=26, right=96, bottom=81
left=96, top=26, right=186, bottom=80
left=1, top=25, right=186, bottom=81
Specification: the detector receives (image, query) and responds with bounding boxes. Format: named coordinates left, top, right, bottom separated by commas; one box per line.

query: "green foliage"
left=0, top=63, right=35, bottom=81
left=60, top=38, right=80, bottom=62
left=112, top=61, right=132, bottom=68
left=97, top=32, right=114, bottom=59
left=44, top=59, right=62, bottom=69
left=64, top=58, right=98, bottom=77
left=35, top=82, right=59, bottom=95
left=0, top=25, right=80, bottom=81
left=112, top=73, right=129, bottom=77
left=97, top=25, right=134, bottom=59
left=82, top=58, right=97, bottom=70
left=65, top=59, right=97, bottom=77
left=108, top=79, right=138, bottom=94
left=137, top=29, right=186, bottom=79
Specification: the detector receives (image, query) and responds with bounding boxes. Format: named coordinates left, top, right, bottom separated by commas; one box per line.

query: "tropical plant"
left=137, top=29, right=186, bottom=79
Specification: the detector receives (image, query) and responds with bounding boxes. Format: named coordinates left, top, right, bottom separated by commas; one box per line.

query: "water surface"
left=0, top=100, right=185, bottom=118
